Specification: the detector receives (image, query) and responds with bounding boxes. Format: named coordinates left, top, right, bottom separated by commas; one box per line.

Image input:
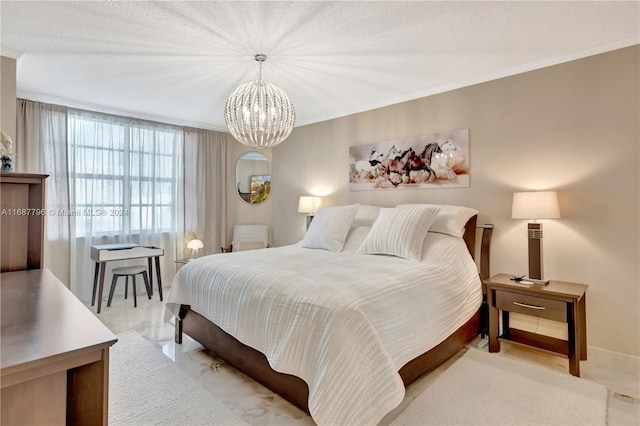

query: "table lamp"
left=511, top=191, right=561, bottom=284
left=187, top=239, right=204, bottom=258
left=298, top=196, right=322, bottom=230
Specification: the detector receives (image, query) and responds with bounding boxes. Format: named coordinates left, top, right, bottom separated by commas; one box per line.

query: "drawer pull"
left=513, top=301, right=546, bottom=310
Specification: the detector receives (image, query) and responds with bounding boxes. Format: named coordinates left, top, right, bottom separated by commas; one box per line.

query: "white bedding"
left=165, top=233, right=481, bottom=426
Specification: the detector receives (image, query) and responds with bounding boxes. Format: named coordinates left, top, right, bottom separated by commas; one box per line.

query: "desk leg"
left=155, top=256, right=163, bottom=301
left=148, top=257, right=154, bottom=296
left=568, top=301, right=580, bottom=377
left=96, top=263, right=106, bottom=314
left=488, top=289, right=500, bottom=352
left=91, top=262, right=100, bottom=306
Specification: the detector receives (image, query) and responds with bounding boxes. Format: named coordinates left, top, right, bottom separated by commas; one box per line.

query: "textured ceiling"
left=1, top=1, right=638, bottom=131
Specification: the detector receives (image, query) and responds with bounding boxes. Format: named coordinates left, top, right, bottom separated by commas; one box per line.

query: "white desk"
left=90, top=243, right=164, bottom=313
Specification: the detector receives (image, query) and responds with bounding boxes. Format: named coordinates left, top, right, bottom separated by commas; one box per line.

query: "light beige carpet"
left=392, top=348, right=607, bottom=426
left=109, top=330, right=248, bottom=426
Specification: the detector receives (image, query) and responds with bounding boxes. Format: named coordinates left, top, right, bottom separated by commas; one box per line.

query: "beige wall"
left=269, top=46, right=640, bottom=356
left=1, top=56, right=17, bottom=142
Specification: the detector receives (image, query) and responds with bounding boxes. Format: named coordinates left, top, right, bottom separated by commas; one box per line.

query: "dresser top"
left=1, top=269, right=117, bottom=374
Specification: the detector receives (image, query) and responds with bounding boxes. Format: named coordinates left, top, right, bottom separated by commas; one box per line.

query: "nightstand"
left=484, top=273, right=588, bottom=377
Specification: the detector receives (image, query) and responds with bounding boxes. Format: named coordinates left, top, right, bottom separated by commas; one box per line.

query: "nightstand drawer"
left=495, top=290, right=567, bottom=322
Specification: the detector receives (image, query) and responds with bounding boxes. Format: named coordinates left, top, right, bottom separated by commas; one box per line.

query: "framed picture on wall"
left=348, top=128, right=470, bottom=190
left=249, top=175, right=271, bottom=204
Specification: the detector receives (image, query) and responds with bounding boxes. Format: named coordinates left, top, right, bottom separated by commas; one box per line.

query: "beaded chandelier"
left=224, top=54, right=296, bottom=149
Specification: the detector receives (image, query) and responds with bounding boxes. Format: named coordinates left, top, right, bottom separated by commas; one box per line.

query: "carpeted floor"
left=109, top=330, right=248, bottom=426
left=391, top=348, right=608, bottom=425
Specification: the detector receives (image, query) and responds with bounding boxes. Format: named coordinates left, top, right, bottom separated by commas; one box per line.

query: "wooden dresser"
left=1, top=172, right=118, bottom=425
left=0, top=172, right=47, bottom=272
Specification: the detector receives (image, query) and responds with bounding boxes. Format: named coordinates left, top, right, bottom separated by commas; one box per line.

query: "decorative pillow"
left=301, top=204, right=359, bottom=252
left=357, top=206, right=439, bottom=261
left=352, top=205, right=381, bottom=227
left=398, top=204, right=478, bottom=237
left=342, top=226, right=371, bottom=252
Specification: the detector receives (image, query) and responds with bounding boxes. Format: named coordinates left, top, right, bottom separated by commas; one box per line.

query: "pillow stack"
left=301, top=203, right=478, bottom=261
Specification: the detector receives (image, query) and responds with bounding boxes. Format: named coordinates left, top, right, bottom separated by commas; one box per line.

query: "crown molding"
left=0, top=47, right=23, bottom=59
left=16, top=91, right=228, bottom=132
left=298, top=37, right=640, bottom=128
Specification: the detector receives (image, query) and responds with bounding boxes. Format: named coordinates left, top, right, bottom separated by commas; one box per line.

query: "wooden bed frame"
left=174, top=215, right=493, bottom=414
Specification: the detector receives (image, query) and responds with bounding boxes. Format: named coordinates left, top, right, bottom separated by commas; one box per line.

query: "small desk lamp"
left=298, top=196, right=322, bottom=230
left=511, top=191, right=561, bottom=284
left=187, top=239, right=204, bottom=258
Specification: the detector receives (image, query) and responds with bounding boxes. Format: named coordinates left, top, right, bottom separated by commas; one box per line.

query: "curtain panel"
left=16, top=99, right=71, bottom=285
left=183, top=127, right=227, bottom=257
left=15, top=99, right=228, bottom=304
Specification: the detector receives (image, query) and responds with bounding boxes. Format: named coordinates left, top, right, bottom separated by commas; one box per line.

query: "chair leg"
left=142, top=271, right=151, bottom=299
left=124, top=276, right=129, bottom=299
left=132, top=275, right=137, bottom=308
left=107, top=275, right=119, bottom=307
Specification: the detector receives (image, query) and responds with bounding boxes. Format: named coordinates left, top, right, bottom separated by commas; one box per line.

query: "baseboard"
left=588, top=345, right=640, bottom=373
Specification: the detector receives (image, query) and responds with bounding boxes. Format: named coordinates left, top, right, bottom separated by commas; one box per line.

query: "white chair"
left=107, top=265, right=151, bottom=308
left=231, top=225, right=269, bottom=252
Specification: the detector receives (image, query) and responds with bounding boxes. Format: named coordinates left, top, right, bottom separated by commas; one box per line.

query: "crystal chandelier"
left=224, top=54, right=296, bottom=149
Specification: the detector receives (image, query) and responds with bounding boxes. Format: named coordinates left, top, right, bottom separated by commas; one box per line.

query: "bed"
left=166, top=204, right=493, bottom=425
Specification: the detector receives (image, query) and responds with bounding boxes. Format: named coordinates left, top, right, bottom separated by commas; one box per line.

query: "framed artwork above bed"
left=349, top=128, right=470, bottom=190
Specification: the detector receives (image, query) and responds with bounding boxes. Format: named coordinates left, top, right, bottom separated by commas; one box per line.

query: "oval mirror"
left=236, top=152, right=271, bottom=204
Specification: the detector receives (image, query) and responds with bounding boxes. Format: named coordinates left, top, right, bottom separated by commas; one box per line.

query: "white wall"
left=269, top=46, right=640, bottom=356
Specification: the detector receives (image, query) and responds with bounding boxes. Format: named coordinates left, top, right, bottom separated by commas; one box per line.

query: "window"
left=68, top=111, right=183, bottom=236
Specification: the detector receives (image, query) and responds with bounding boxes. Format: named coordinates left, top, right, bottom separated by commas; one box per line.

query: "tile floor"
left=96, top=294, right=639, bottom=425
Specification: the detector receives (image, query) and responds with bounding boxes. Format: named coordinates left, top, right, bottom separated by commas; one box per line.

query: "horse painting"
left=381, top=147, right=413, bottom=186
left=386, top=145, right=403, bottom=160
left=348, top=128, right=469, bottom=190
left=354, top=149, right=385, bottom=178
left=406, top=143, right=442, bottom=182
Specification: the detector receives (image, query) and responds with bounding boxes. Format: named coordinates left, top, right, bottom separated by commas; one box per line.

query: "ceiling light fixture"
left=224, top=54, right=296, bottom=149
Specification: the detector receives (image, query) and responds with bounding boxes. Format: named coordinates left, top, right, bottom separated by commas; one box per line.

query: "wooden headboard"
left=462, top=215, right=493, bottom=285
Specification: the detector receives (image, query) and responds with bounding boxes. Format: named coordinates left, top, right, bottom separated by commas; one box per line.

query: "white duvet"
left=165, top=233, right=481, bottom=426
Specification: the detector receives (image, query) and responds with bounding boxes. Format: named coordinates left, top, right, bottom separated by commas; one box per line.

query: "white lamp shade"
left=187, top=239, right=204, bottom=250
left=298, top=196, right=322, bottom=214
left=512, top=191, right=561, bottom=219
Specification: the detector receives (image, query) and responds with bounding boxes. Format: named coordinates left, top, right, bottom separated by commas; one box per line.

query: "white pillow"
left=352, top=205, right=381, bottom=227
left=301, top=204, right=359, bottom=252
left=398, top=203, right=478, bottom=237
left=357, top=206, right=440, bottom=261
left=342, top=226, right=371, bottom=252
left=421, top=232, right=468, bottom=262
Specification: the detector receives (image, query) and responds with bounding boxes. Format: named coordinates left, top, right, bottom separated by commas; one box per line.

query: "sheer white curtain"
left=183, top=128, right=227, bottom=256
left=68, top=110, right=184, bottom=302
left=14, top=100, right=226, bottom=304
left=15, top=99, right=71, bottom=285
